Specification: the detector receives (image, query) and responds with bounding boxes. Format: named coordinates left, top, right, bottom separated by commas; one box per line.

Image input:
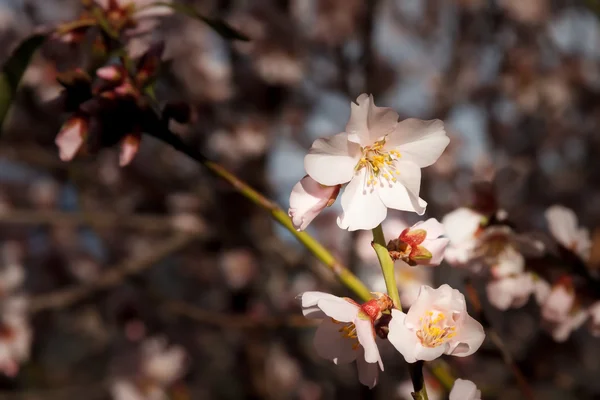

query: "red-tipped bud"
left=119, top=131, right=141, bottom=167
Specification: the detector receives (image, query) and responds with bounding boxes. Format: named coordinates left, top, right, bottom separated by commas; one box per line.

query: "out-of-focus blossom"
left=449, top=379, right=482, bottom=400
left=299, top=292, right=393, bottom=388
left=304, top=94, right=449, bottom=231
left=0, top=264, right=24, bottom=296
left=111, top=337, right=186, bottom=400
left=55, top=114, right=88, bottom=162
left=387, top=218, right=450, bottom=266
left=442, top=207, right=484, bottom=265
left=289, top=175, right=341, bottom=231
left=545, top=205, right=591, bottom=260
left=540, top=280, right=575, bottom=324
left=219, top=249, right=258, bottom=290
left=388, top=285, right=485, bottom=363
left=548, top=309, right=589, bottom=343
left=0, top=316, right=31, bottom=377
left=486, top=273, right=534, bottom=310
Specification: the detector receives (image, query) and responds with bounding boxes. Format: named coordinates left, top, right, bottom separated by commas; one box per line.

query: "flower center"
left=332, top=319, right=360, bottom=350
left=416, top=310, right=456, bottom=348
left=355, top=138, right=401, bottom=188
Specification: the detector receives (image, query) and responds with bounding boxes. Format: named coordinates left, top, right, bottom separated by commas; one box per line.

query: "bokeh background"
left=1, top=0, right=600, bottom=399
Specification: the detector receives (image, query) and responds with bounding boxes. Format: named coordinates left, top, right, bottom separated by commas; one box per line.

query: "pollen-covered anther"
left=416, top=311, right=457, bottom=348
left=355, top=139, right=401, bottom=188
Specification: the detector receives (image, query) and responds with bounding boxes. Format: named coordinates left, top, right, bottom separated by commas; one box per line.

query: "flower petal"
left=545, top=205, right=579, bottom=249
left=356, top=350, right=380, bottom=389
left=337, top=168, right=388, bottom=231
left=448, top=315, right=485, bottom=357
left=300, top=291, right=342, bottom=319
left=387, top=118, right=449, bottom=168
left=354, top=317, right=382, bottom=368
left=313, top=319, right=358, bottom=364
left=414, top=343, right=447, bottom=362
left=305, top=132, right=360, bottom=186
left=442, top=208, right=483, bottom=245
left=419, top=238, right=450, bottom=266
left=288, top=176, right=340, bottom=231
left=413, top=218, right=446, bottom=240
left=387, top=309, right=420, bottom=363
left=449, top=379, right=481, bottom=400
left=376, top=160, right=427, bottom=215
left=317, top=297, right=359, bottom=322
left=345, top=94, right=399, bottom=146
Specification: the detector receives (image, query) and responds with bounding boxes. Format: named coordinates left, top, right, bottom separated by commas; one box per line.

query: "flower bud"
left=55, top=115, right=89, bottom=161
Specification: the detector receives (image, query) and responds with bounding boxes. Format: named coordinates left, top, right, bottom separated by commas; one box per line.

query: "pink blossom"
left=486, top=273, right=534, bottom=310
left=300, top=292, right=389, bottom=388
left=442, top=208, right=484, bottom=265
left=545, top=205, right=591, bottom=260
left=548, top=310, right=589, bottom=342
left=387, top=285, right=485, bottom=363
left=449, top=379, right=481, bottom=400
left=541, top=283, right=575, bottom=324
left=304, top=94, right=449, bottom=231
left=391, top=218, right=450, bottom=267
left=288, top=175, right=341, bottom=231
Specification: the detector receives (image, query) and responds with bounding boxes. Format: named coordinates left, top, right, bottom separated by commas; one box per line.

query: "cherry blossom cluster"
left=0, top=243, right=31, bottom=377
left=443, top=203, right=600, bottom=342
left=290, top=94, right=486, bottom=392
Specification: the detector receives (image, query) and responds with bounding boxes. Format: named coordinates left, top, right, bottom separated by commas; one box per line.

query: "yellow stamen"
left=354, top=138, right=401, bottom=189
left=416, top=310, right=457, bottom=348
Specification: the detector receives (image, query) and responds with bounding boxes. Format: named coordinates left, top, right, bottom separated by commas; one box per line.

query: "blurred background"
left=0, top=0, right=600, bottom=399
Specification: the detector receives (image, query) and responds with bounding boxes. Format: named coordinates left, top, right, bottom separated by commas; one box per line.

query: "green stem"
left=371, top=224, right=401, bottom=309
left=149, top=128, right=372, bottom=302
left=409, top=361, right=429, bottom=400
left=371, top=225, right=429, bottom=399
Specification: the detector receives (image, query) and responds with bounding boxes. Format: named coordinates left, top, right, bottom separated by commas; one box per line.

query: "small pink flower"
left=545, top=205, right=591, bottom=260
left=387, top=285, right=485, bottom=363
left=486, top=273, right=534, bottom=311
left=390, top=218, right=450, bottom=266
left=449, top=379, right=481, bottom=400
left=288, top=176, right=341, bottom=231
left=300, top=292, right=389, bottom=388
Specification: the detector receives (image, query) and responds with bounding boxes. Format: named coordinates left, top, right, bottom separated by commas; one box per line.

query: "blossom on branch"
left=299, top=291, right=393, bottom=388
left=387, top=218, right=450, bottom=267
left=449, top=379, right=481, bottom=400
left=387, top=284, right=485, bottom=363
left=545, top=205, right=591, bottom=261
left=303, top=94, right=449, bottom=231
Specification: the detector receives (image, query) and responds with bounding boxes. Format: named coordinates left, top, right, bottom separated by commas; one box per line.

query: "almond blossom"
left=387, top=218, right=450, bottom=267
left=449, top=379, right=482, bottom=400
left=288, top=175, right=341, bottom=231
left=545, top=205, right=591, bottom=260
left=299, top=291, right=392, bottom=388
left=486, top=273, right=535, bottom=311
left=304, top=94, right=449, bottom=231
left=387, top=285, right=485, bottom=363
left=540, top=279, right=575, bottom=323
